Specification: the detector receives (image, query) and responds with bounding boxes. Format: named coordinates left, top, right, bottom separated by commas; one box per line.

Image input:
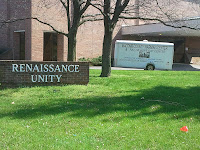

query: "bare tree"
left=34, top=0, right=103, bottom=61
left=90, top=0, right=131, bottom=77
left=44, top=0, right=92, bottom=61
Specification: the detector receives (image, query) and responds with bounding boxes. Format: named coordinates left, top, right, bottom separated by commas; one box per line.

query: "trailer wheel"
left=146, top=64, right=155, bottom=70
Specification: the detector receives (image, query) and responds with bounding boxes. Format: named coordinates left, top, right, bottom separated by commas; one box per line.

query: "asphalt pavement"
left=90, top=63, right=200, bottom=71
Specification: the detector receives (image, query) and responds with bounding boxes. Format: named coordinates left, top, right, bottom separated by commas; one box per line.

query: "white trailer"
left=114, top=40, right=174, bottom=70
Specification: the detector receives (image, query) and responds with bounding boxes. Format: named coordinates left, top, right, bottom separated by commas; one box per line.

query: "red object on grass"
left=180, top=126, right=188, bottom=132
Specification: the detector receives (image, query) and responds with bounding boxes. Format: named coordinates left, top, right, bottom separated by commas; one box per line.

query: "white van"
left=114, top=40, right=174, bottom=70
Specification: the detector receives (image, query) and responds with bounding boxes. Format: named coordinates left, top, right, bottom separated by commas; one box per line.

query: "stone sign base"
left=0, top=61, right=89, bottom=88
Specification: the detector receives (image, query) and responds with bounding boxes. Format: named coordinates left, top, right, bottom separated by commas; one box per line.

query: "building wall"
left=76, top=0, right=137, bottom=60
left=185, top=37, right=200, bottom=63
left=31, top=0, right=137, bottom=61
left=31, top=0, right=68, bottom=61
left=0, top=0, right=149, bottom=61
left=0, top=0, right=8, bottom=46
left=0, top=0, right=67, bottom=61
left=76, top=19, right=133, bottom=60
left=139, top=0, right=200, bottom=24
left=185, top=37, right=200, bottom=53
left=0, top=0, right=31, bottom=60
left=0, top=0, right=10, bottom=59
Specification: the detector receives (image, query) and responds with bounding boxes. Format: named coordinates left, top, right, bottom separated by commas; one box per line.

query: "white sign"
left=12, top=64, right=80, bottom=83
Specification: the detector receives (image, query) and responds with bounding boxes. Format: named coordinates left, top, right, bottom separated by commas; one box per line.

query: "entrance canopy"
left=122, top=17, right=200, bottom=37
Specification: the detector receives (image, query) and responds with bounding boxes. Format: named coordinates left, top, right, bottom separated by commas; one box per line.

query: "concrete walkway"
left=90, top=63, right=200, bottom=71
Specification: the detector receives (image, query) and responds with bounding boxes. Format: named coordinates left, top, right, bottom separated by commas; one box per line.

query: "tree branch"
left=79, top=18, right=103, bottom=26
left=80, top=0, right=91, bottom=16
left=0, top=17, right=69, bottom=36
left=90, top=2, right=106, bottom=17
left=112, top=0, right=130, bottom=24
left=82, top=14, right=102, bottom=19
left=155, top=0, right=173, bottom=22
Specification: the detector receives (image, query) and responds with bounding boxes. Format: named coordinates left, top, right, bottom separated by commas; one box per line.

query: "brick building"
left=0, top=0, right=200, bottom=64
left=0, top=0, right=127, bottom=61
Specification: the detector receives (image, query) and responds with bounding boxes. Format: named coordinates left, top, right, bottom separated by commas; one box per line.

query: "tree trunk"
left=67, top=30, right=77, bottom=61
left=100, top=28, right=113, bottom=77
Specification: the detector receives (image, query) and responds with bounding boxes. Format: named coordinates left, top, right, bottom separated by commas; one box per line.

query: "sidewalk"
left=90, top=63, right=200, bottom=71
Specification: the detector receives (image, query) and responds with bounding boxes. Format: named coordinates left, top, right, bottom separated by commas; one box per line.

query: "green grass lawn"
left=0, top=70, right=200, bottom=150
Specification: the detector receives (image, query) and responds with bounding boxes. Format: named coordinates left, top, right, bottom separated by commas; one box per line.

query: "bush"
left=78, top=56, right=102, bottom=66
left=90, top=56, right=102, bottom=66
left=78, top=57, right=90, bottom=62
